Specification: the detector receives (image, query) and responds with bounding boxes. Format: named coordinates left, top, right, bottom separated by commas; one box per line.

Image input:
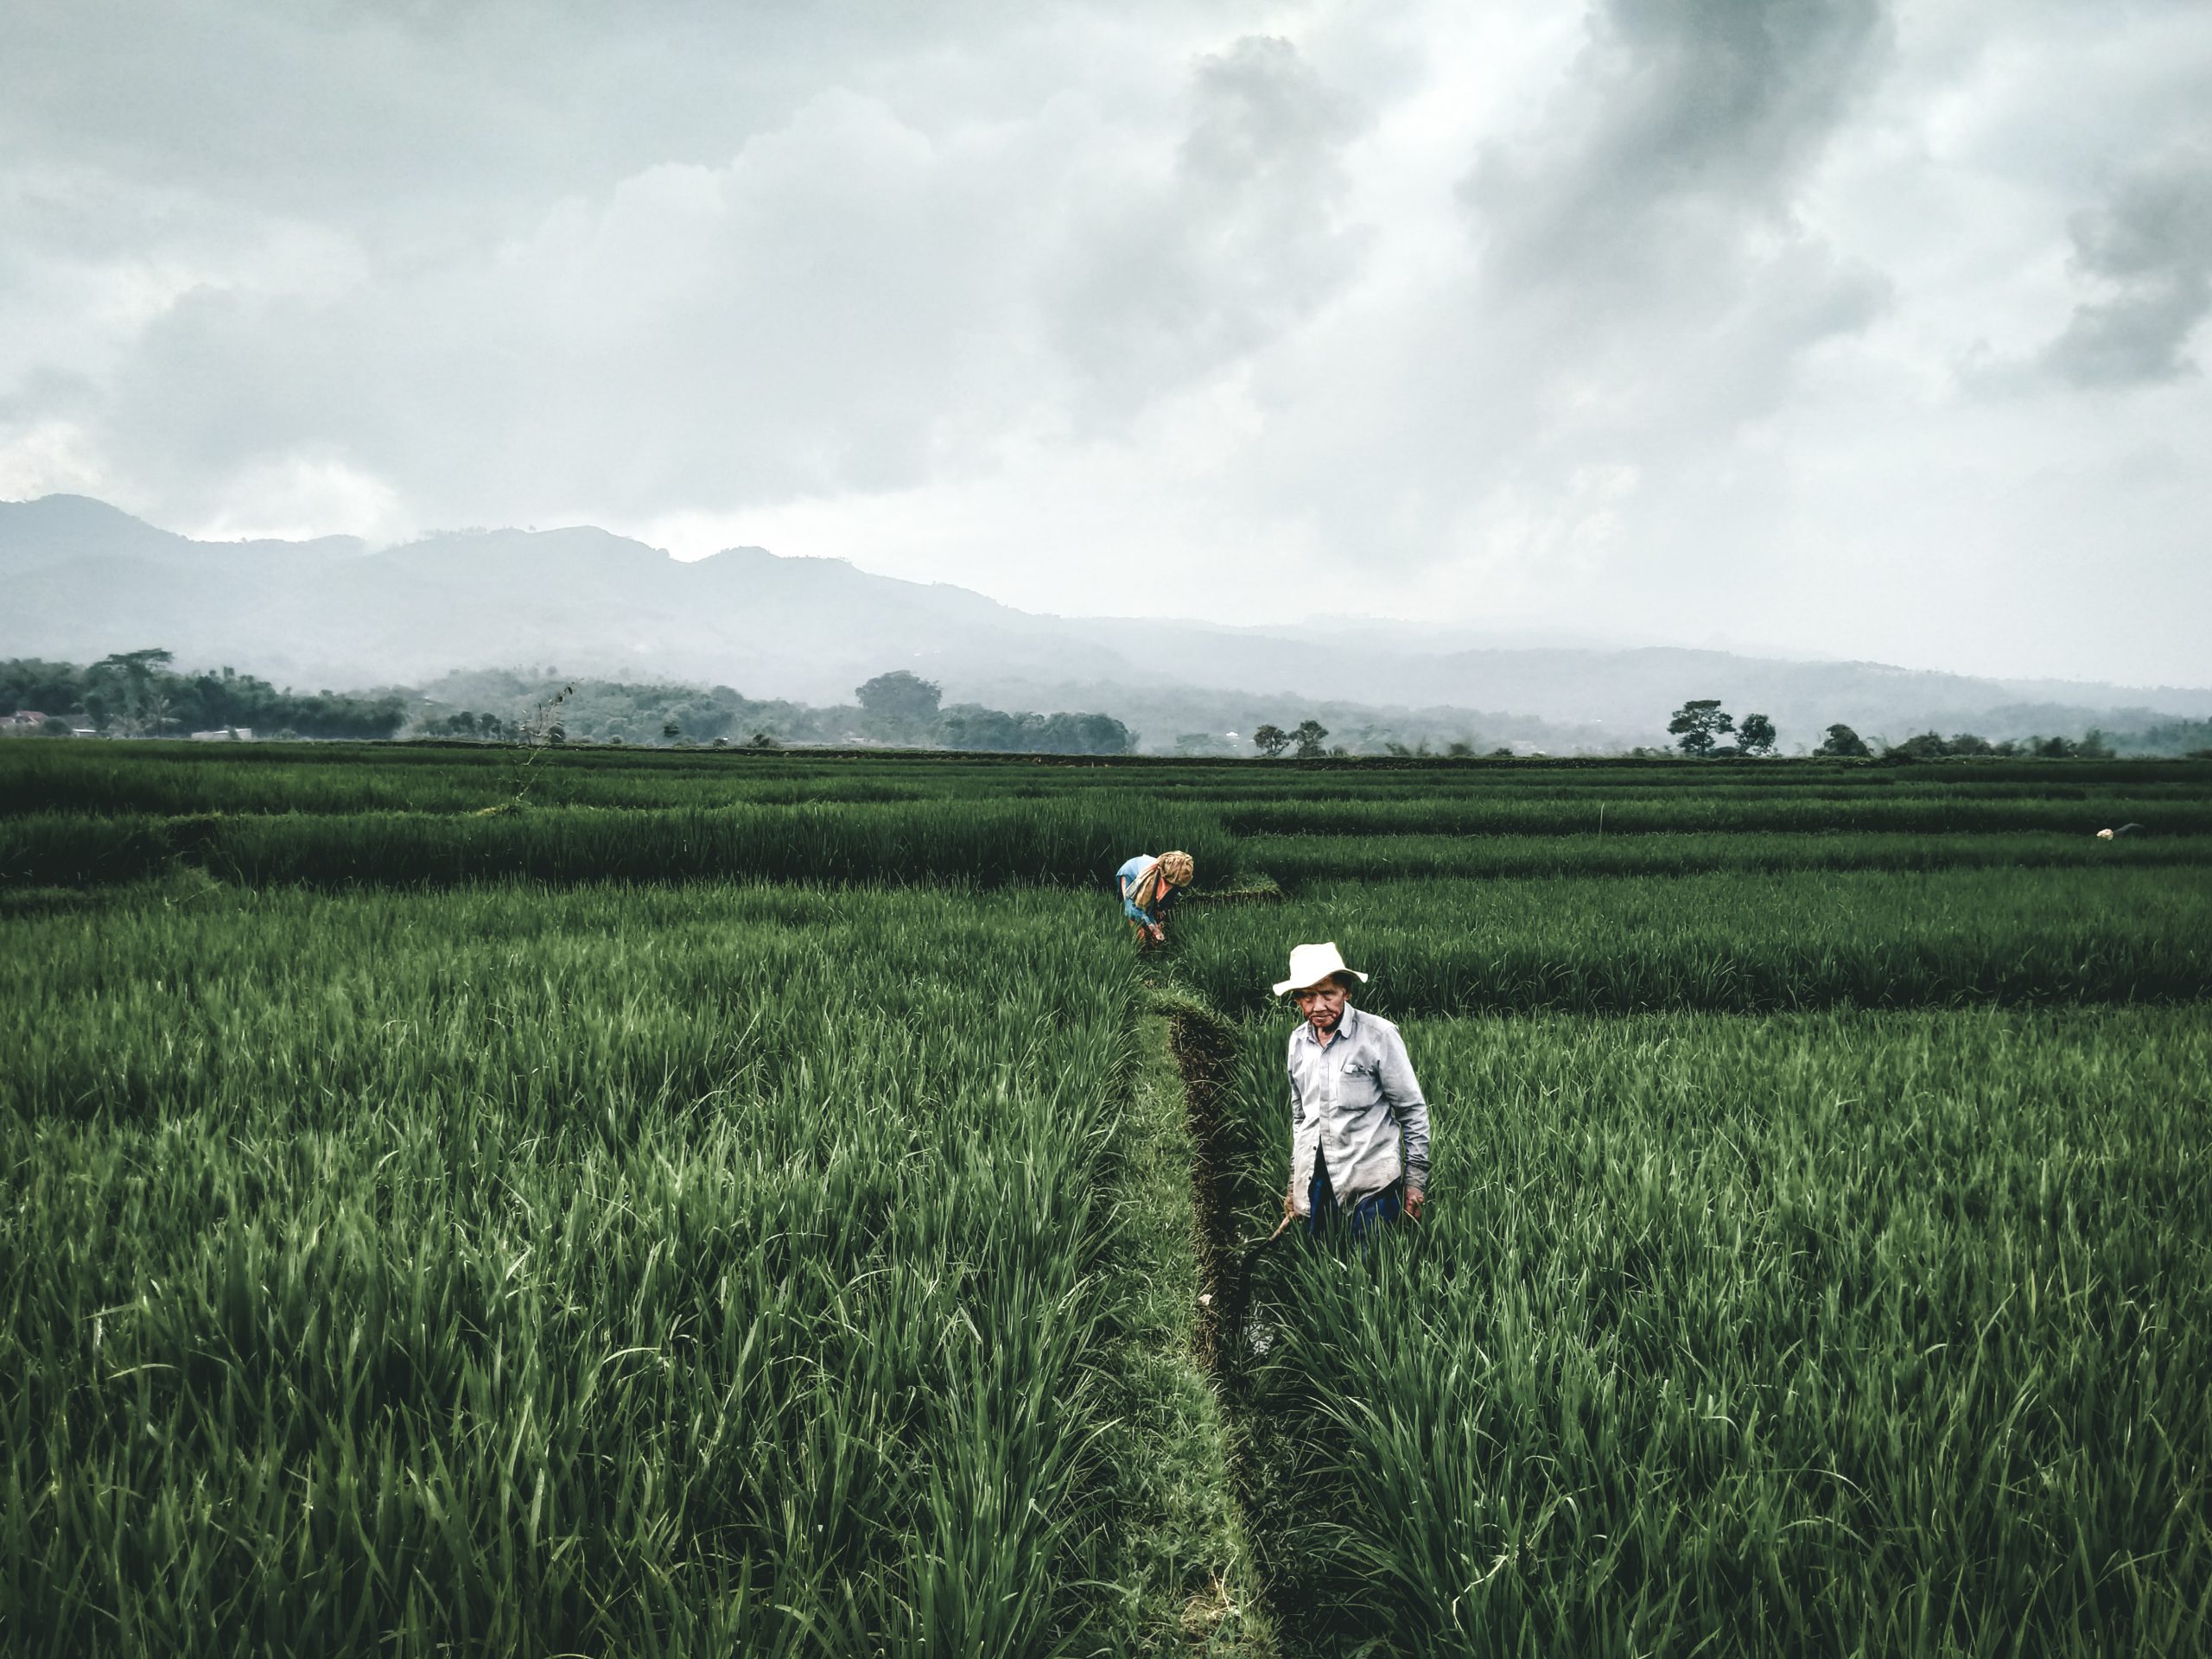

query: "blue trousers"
left=1306, top=1160, right=1403, bottom=1242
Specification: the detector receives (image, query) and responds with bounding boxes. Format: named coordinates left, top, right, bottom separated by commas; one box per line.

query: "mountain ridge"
left=5, top=494, right=2205, bottom=749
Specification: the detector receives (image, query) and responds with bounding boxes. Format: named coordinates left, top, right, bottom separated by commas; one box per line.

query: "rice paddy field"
left=3, top=741, right=2208, bottom=1656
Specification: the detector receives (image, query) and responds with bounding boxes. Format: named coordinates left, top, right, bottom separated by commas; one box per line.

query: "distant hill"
left=5, top=494, right=2206, bottom=751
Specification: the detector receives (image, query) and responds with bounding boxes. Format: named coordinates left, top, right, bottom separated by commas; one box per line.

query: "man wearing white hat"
left=1274, top=942, right=1431, bottom=1238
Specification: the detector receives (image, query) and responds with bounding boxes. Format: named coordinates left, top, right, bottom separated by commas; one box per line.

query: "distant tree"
left=938, top=706, right=1021, bottom=752
left=1891, top=730, right=1950, bottom=761
left=938, top=705, right=1132, bottom=755
left=1814, top=722, right=1872, bottom=758
left=419, top=709, right=510, bottom=741
left=1490, top=747, right=1515, bottom=758
left=661, top=718, right=682, bottom=743
left=2078, top=728, right=2114, bottom=759
left=1444, top=739, right=1475, bottom=758
left=2034, top=734, right=2076, bottom=759
left=1668, top=699, right=1734, bottom=757
left=1088, top=714, right=1137, bottom=754
left=1293, top=719, right=1330, bottom=760
left=1251, top=723, right=1293, bottom=758
left=37, top=715, right=71, bottom=737
left=86, top=647, right=176, bottom=735
left=1, top=658, right=86, bottom=718
left=1736, top=713, right=1777, bottom=755
left=855, top=671, right=943, bottom=727
left=2102, top=718, right=2212, bottom=758
left=744, top=730, right=781, bottom=750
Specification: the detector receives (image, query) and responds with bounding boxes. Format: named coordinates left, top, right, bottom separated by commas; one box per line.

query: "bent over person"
left=1116, top=849, right=1194, bottom=946
left=1274, top=942, right=1430, bottom=1238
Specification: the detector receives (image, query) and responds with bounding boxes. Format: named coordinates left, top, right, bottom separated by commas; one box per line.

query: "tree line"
left=1249, top=721, right=1330, bottom=759
left=421, top=668, right=1137, bottom=753
left=6, top=652, right=2196, bottom=761
left=1660, top=699, right=2197, bottom=760
left=0, top=655, right=1135, bottom=756
left=1, top=651, right=407, bottom=740
left=851, top=671, right=1133, bottom=754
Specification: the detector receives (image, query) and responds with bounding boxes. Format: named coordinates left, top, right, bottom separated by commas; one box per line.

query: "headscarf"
left=1130, top=850, right=1196, bottom=913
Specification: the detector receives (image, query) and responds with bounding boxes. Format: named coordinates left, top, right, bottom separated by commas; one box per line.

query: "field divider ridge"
left=1154, top=984, right=1310, bottom=1643
left=1094, top=988, right=1277, bottom=1655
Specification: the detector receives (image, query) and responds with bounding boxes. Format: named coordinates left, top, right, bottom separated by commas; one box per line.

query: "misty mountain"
left=5, top=495, right=2206, bottom=751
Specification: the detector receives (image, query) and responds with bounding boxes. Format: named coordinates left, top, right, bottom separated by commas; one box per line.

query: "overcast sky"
left=5, top=0, right=2209, bottom=686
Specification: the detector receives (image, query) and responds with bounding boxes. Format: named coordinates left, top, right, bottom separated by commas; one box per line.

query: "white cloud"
left=186, top=454, right=409, bottom=545
left=1, top=0, right=2208, bottom=684
left=0, top=418, right=104, bottom=501
left=2037, top=146, right=2212, bottom=387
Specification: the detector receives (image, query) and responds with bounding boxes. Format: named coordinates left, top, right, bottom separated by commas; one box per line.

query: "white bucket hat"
left=1273, top=941, right=1371, bottom=997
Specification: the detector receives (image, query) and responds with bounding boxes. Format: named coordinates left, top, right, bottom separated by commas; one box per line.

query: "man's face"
left=1293, top=978, right=1349, bottom=1037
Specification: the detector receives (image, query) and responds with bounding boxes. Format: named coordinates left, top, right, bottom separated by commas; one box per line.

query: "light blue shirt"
left=1287, top=1004, right=1431, bottom=1211
left=1117, top=854, right=1181, bottom=924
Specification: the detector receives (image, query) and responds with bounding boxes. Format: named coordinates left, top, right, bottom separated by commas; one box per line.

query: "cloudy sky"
left=5, top=0, right=2209, bottom=685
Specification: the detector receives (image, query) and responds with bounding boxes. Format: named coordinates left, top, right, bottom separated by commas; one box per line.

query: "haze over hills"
left=4, top=494, right=2207, bottom=752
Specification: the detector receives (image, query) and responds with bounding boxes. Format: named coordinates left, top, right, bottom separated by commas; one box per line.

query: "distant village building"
left=188, top=727, right=254, bottom=741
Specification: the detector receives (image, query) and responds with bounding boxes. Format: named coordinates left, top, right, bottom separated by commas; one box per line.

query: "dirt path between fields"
left=1108, top=1001, right=1276, bottom=1656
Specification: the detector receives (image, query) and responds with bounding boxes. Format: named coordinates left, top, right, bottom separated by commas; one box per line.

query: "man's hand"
left=1147, top=922, right=1166, bottom=944
left=1281, top=1190, right=1298, bottom=1222
left=1405, top=1188, right=1425, bottom=1223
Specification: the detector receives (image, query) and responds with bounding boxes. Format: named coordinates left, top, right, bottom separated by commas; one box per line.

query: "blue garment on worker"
left=1306, top=1152, right=1403, bottom=1243
left=1117, top=854, right=1182, bottom=925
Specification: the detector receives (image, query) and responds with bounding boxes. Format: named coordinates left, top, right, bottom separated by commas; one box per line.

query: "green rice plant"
left=0, top=741, right=944, bottom=817
left=10, top=742, right=2207, bottom=1656
left=1179, top=775, right=2212, bottom=805
left=9, top=743, right=2205, bottom=823
left=1175, top=867, right=2212, bottom=1014
left=1206, top=1007, right=2212, bottom=1657
left=0, top=882, right=1168, bottom=1656
left=1248, top=830, right=2212, bottom=887
left=1222, top=792, right=2212, bottom=838
left=0, top=798, right=1241, bottom=893
left=0, top=812, right=176, bottom=887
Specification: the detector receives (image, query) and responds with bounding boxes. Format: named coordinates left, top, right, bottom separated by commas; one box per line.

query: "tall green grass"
left=1247, top=830, right=2212, bottom=886
left=1177, top=867, right=2212, bottom=1014
left=0, top=798, right=1240, bottom=892
left=1, top=883, right=1159, bottom=1656
left=10, top=741, right=2211, bottom=1655
left=1209, top=1007, right=2212, bottom=1657
left=8, top=742, right=2205, bottom=821
left=0, top=742, right=950, bottom=816
left=1222, top=793, right=2212, bottom=838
